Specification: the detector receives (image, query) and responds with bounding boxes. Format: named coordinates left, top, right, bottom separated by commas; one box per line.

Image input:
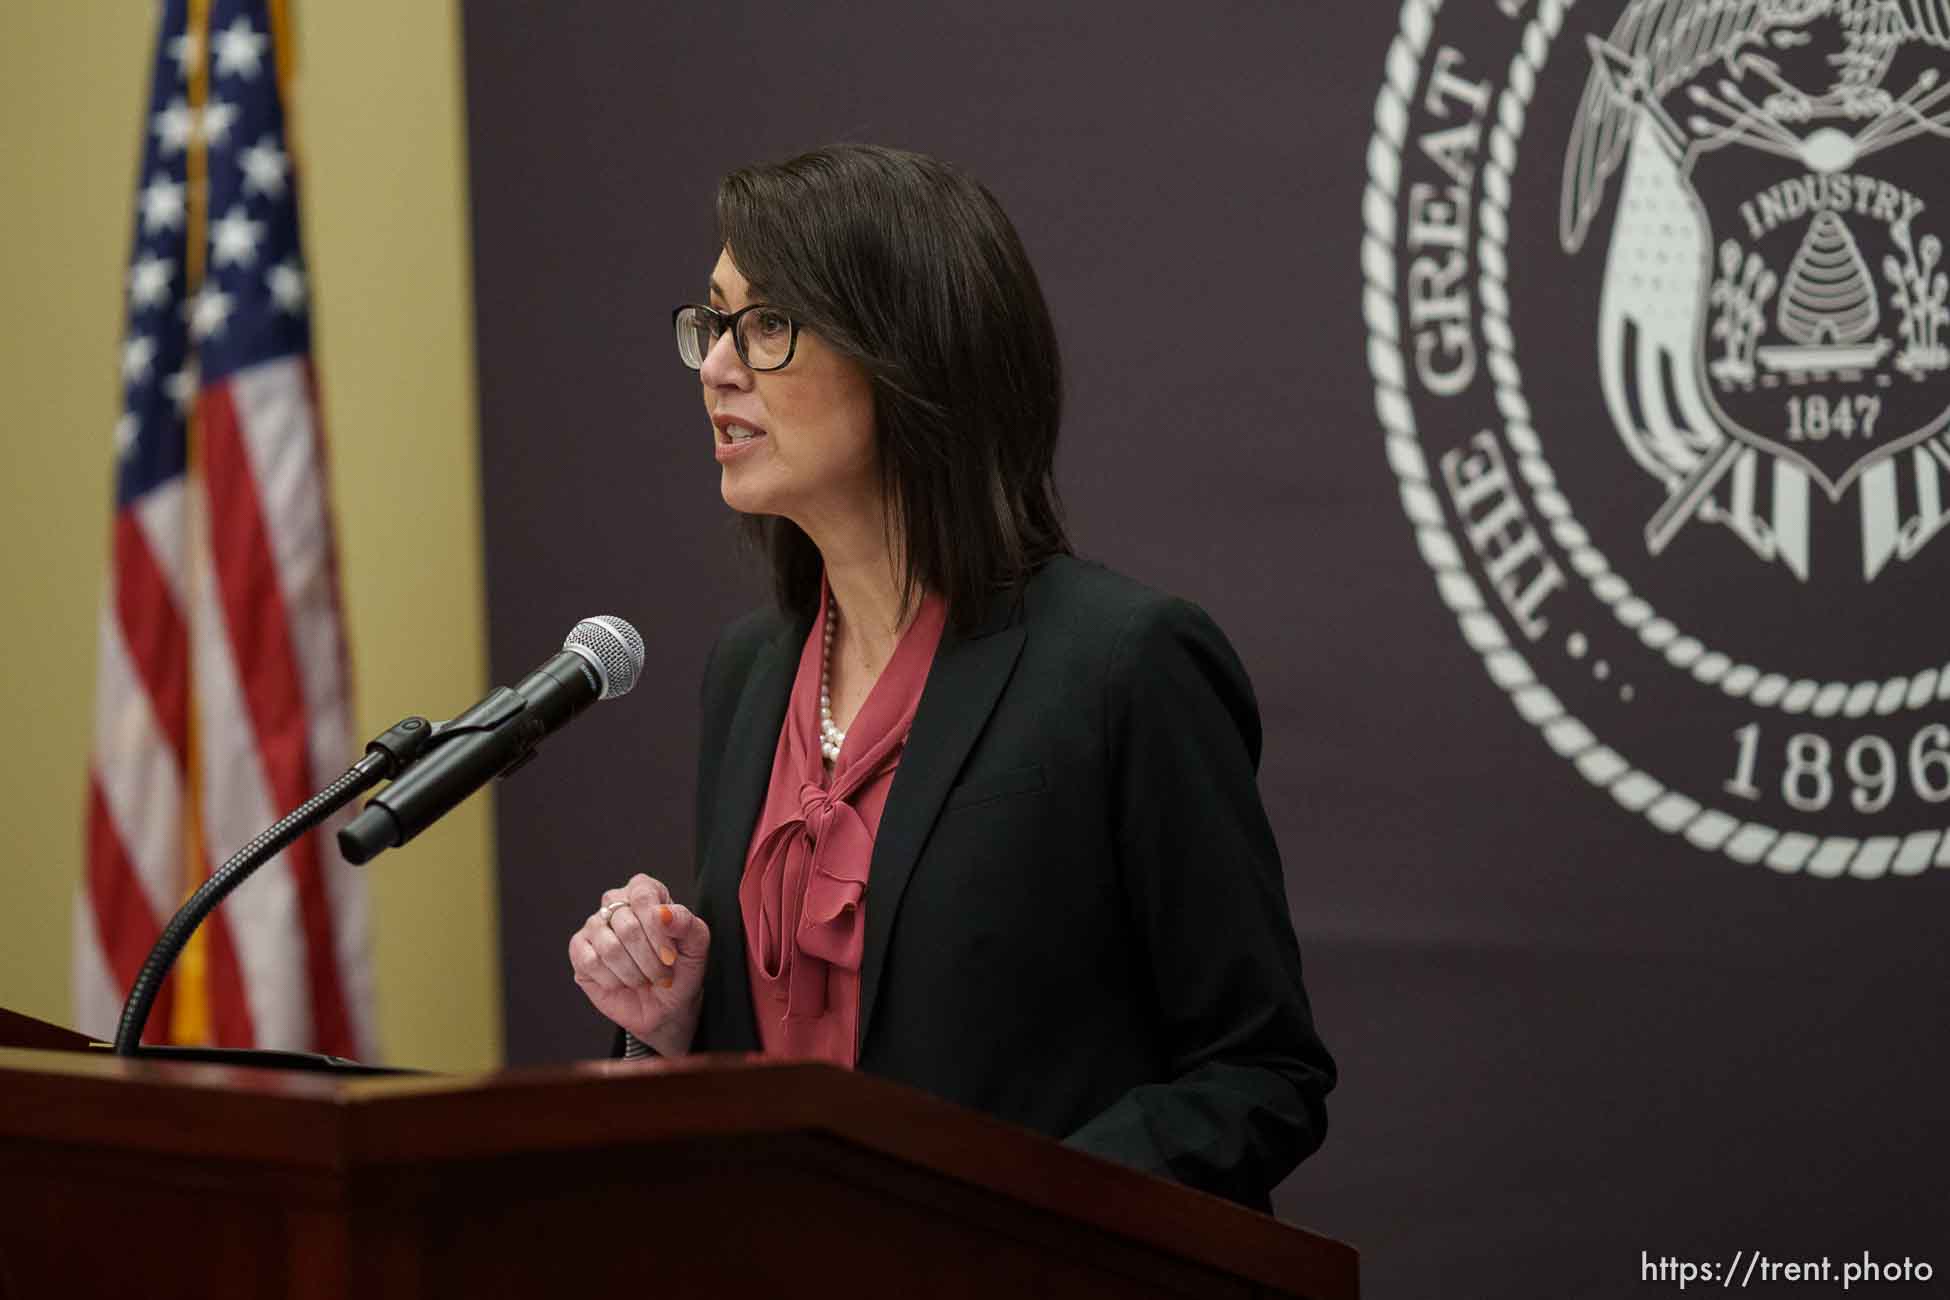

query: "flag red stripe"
left=301, top=360, right=358, bottom=739
left=113, top=512, right=189, bottom=755
left=85, top=774, right=174, bottom=1041
left=200, top=384, right=354, bottom=1055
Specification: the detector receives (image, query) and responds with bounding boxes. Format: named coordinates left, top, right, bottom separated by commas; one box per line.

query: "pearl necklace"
left=819, top=592, right=844, bottom=764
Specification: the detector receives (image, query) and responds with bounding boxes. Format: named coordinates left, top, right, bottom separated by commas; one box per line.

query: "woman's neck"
left=798, top=504, right=915, bottom=675
left=825, top=556, right=912, bottom=676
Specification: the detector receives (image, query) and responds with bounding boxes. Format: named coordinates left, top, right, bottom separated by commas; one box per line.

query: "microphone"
left=337, top=616, right=645, bottom=865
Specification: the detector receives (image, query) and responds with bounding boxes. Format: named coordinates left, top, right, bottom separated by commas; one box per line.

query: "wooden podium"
left=0, top=1011, right=1355, bottom=1298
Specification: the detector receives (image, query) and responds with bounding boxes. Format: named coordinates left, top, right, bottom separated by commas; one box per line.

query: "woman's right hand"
left=568, top=873, right=711, bottom=1057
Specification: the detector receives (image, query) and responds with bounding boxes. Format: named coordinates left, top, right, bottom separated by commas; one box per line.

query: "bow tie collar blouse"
left=738, top=576, right=947, bottom=1066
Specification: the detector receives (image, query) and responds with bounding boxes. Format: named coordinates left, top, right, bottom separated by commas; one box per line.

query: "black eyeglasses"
left=672, top=303, right=802, bottom=372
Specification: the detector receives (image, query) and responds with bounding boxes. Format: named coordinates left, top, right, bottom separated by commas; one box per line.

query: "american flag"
left=75, top=0, right=375, bottom=1057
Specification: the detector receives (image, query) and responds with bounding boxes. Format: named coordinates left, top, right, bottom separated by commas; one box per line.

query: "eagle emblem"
left=1561, top=0, right=1950, bottom=578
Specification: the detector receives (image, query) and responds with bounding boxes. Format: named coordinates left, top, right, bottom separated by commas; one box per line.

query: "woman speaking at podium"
left=566, top=144, right=1334, bottom=1210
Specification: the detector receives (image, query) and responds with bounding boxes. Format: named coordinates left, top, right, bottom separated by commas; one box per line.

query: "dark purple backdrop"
left=459, top=3, right=1950, bottom=1294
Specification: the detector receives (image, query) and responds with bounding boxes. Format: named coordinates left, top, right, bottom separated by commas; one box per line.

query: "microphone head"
left=563, top=616, right=645, bottom=700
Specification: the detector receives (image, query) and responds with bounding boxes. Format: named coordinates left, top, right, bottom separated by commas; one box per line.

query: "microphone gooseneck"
left=112, top=617, right=641, bottom=1054
left=113, top=717, right=437, bottom=1054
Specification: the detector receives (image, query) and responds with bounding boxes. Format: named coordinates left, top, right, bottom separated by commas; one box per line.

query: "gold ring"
left=601, top=900, right=629, bottom=920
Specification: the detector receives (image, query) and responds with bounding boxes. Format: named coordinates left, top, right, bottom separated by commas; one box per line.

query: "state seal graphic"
left=1364, top=0, right=1950, bottom=876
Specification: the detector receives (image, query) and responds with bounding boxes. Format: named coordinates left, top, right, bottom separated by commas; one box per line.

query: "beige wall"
left=0, top=2, right=500, bottom=1071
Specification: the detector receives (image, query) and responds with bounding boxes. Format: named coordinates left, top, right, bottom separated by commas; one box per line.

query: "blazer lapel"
left=858, top=610, right=1026, bottom=1049
left=696, top=615, right=806, bottom=1052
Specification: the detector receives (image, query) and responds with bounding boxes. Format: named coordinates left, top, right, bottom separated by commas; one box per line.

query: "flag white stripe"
left=71, top=885, right=126, bottom=1041
left=92, top=600, right=184, bottom=926
left=133, top=475, right=188, bottom=611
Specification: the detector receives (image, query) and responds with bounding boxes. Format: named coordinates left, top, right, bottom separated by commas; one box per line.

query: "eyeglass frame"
left=671, top=302, right=804, bottom=373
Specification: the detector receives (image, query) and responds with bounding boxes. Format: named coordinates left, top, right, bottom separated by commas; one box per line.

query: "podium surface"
left=0, top=1038, right=1355, bottom=1298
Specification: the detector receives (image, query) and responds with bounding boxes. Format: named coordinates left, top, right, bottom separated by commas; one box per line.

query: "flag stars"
left=122, top=335, right=158, bottom=384
left=153, top=97, right=196, bottom=154
left=140, top=177, right=186, bottom=233
left=210, top=205, right=265, bottom=267
left=165, top=364, right=199, bottom=413
left=168, top=29, right=202, bottom=80
left=152, top=97, right=239, bottom=154
left=113, top=412, right=140, bottom=459
left=127, top=256, right=175, bottom=310
left=240, top=137, right=290, bottom=198
left=201, top=97, right=239, bottom=148
left=213, top=18, right=268, bottom=79
left=189, top=284, right=233, bottom=340
left=267, top=259, right=307, bottom=313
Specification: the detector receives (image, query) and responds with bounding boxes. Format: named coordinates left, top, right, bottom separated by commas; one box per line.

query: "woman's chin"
left=719, top=473, right=780, bottom=517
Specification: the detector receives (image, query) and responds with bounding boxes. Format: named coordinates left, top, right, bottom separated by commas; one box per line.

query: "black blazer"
left=678, top=555, right=1334, bottom=1209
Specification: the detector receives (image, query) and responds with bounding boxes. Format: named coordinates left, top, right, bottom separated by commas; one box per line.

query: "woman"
left=567, top=144, right=1333, bottom=1211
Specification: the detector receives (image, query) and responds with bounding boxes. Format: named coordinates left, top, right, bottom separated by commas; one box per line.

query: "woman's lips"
left=714, top=426, right=767, bottom=462
left=714, top=415, right=766, bottom=442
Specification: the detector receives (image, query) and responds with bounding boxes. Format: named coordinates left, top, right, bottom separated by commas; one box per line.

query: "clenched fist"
left=568, top=873, right=710, bottom=1057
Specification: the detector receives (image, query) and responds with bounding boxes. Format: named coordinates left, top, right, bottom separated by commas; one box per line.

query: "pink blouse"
left=738, top=576, right=947, bottom=1067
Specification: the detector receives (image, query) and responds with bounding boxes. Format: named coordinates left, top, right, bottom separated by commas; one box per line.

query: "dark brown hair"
left=716, top=144, right=1070, bottom=635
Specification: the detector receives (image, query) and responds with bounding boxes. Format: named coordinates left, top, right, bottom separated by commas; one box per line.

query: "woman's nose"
left=698, top=328, right=751, bottom=389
